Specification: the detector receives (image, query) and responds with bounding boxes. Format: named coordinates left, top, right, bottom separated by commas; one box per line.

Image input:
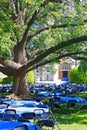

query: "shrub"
left=0, top=77, right=3, bottom=83
left=3, top=76, right=13, bottom=84
left=28, top=71, right=34, bottom=84
left=69, top=66, right=84, bottom=84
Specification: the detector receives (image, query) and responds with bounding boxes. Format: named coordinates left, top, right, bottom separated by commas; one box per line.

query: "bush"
left=0, top=77, right=3, bottom=83
left=69, top=66, right=85, bottom=84
left=3, top=76, right=13, bottom=84
left=28, top=71, right=34, bottom=84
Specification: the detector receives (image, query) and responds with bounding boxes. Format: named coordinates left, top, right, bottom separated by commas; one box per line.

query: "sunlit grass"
left=41, top=108, right=87, bottom=130
left=49, top=109, right=87, bottom=130
left=43, top=91, right=87, bottom=130
left=76, top=91, right=87, bottom=98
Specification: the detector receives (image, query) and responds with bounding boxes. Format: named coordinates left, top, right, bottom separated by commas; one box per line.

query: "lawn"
left=42, top=110, right=87, bottom=130
left=54, top=109, right=87, bottom=130
left=41, top=106, right=87, bottom=130
left=43, top=91, right=87, bottom=130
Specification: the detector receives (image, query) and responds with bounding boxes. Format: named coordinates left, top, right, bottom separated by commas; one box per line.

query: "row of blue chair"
left=0, top=103, right=60, bottom=130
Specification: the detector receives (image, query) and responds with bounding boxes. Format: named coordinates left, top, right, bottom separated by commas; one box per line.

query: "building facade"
left=34, top=58, right=77, bottom=84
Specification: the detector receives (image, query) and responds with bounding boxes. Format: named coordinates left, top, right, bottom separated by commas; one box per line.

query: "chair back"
left=18, top=112, right=36, bottom=123
left=67, top=100, right=77, bottom=108
left=3, top=109, right=17, bottom=120
left=23, top=103, right=36, bottom=108
left=13, top=124, right=28, bottom=130
left=0, top=103, right=9, bottom=109
left=34, top=109, right=48, bottom=120
left=34, top=109, right=44, bottom=115
left=21, top=112, right=35, bottom=120
left=37, top=115, right=60, bottom=130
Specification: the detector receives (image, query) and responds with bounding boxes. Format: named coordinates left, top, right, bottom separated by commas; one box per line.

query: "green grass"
left=57, top=110, right=87, bottom=130
left=41, top=106, right=87, bottom=130
left=43, top=91, right=87, bottom=130
left=53, top=92, right=87, bottom=130
left=76, top=91, right=87, bottom=98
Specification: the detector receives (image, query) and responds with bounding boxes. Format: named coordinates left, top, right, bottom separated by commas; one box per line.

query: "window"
left=59, top=63, right=71, bottom=71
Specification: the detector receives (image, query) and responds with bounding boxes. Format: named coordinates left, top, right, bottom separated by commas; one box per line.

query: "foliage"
left=0, top=77, right=3, bottom=83
left=3, top=76, right=13, bottom=84
left=0, top=2, right=15, bottom=59
left=28, top=71, right=34, bottom=84
left=78, top=60, right=87, bottom=84
left=69, top=66, right=87, bottom=84
left=0, top=33, right=15, bottom=58
left=0, top=0, right=87, bottom=59
left=69, top=66, right=82, bottom=83
left=78, top=60, right=87, bottom=74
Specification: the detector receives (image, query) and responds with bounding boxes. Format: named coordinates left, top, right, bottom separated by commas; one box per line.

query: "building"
left=34, top=58, right=77, bottom=84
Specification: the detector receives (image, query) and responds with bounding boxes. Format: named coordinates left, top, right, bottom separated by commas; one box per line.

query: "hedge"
left=69, top=66, right=87, bottom=84
left=28, top=71, right=34, bottom=84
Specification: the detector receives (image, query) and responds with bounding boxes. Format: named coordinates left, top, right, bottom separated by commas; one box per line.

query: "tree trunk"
left=13, top=73, right=29, bottom=98
left=13, top=44, right=29, bottom=97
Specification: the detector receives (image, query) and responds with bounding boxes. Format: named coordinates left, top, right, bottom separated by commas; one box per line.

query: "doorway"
left=63, top=71, right=68, bottom=78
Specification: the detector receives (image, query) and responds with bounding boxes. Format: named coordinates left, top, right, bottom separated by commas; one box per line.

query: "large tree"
left=0, top=0, right=87, bottom=97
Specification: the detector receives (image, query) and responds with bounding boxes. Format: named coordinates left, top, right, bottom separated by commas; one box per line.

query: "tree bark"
left=13, top=44, right=29, bottom=97
left=13, top=73, right=29, bottom=97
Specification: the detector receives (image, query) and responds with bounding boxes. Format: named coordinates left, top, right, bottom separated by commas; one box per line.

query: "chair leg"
left=52, top=127, right=54, bottom=130
left=56, top=122, right=60, bottom=130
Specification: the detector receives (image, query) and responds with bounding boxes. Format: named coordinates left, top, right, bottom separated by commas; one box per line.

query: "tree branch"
left=20, top=11, right=38, bottom=45
left=27, top=19, right=87, bottom=40
left=11, top=0, right=16, bottom=13
left=0, top=66, right=13, bottom=76
left=27, top=51, right=87, bottom=71
left=27, top=49, right=44, bottom=60
left=14, top=0, right=19, bottom=14
left=71, top=56, right=87, bottom=60
left=17, top=35, right=87, bottom=74
left=21, top=0, right=50, bottom=46
left=0, top=56, right=21, bottom=69
left=55, top=51, right=87, bottom=59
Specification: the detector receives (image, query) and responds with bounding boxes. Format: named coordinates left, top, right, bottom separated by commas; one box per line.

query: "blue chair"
left=3, top=109, right=17, bottom=121
left=18, top=112, right=35, bottom=123
left=34, top=109, right=46, bottom=120
left=37, top=104, right=48, bottom=108
left=36, top=115, right=60, bottom=130
left=23, top=103, right=36, bottom=108
left=0, top=103, right=9, bottom=109
left=0, top=103, right=9, bottom=119
left=67, top=100, right=77, bottom=114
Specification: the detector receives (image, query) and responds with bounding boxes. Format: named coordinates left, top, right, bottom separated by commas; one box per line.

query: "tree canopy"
left=0, top=0, right=87, bottom=97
